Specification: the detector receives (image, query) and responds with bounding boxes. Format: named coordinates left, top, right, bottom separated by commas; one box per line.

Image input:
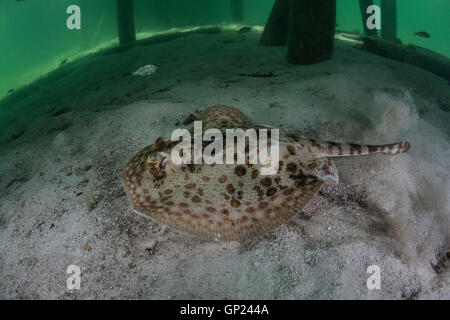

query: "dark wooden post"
left=287, top=0, right=336, bottom=65
left=381, top=0, right=398, bottom=42
left=259, top=0, right=290, bottom=46
left=359, top=0, right=377, bottom=36
left=116, top=0, right=136, bottom=46
left=230, top=0, right=244, bottom=22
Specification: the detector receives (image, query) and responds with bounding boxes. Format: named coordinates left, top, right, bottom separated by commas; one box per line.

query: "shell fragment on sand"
left=133, top=65, right=158, bottom=76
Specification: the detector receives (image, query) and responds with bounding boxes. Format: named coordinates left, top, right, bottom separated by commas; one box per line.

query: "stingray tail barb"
left=310, top=140, right=411, bottom=158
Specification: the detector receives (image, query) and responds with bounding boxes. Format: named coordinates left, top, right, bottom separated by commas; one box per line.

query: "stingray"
left=123, top=105, right=410, bottom=241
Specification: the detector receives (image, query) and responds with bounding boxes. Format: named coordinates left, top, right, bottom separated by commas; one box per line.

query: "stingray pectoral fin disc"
left=129, top=179, right=323, bottom=241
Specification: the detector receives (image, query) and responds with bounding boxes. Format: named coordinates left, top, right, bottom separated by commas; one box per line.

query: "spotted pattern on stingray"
left=123, top=104, right=411, bottom=241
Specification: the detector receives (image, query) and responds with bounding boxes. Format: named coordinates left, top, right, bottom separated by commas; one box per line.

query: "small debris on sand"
left=439, top=103, right=449, bottom=112
left=143, top=239, right=158, bottom=255
left=239, top=72, right=276, bottom=78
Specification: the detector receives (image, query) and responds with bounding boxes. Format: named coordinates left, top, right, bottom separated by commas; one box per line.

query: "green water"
left=0, top=0, right=449, bottom=99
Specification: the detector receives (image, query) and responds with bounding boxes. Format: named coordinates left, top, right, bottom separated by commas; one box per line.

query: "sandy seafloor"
left=0, top=28, right=449, bottom=299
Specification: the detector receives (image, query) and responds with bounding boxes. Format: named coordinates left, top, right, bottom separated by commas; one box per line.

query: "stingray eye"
left=148, top=155, right=160, bottom=162
left=158, top=156, right=168, bottom=169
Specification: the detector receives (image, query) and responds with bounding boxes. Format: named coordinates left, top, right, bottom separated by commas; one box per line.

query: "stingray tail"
left=311, top=140, right=411, bottom=158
